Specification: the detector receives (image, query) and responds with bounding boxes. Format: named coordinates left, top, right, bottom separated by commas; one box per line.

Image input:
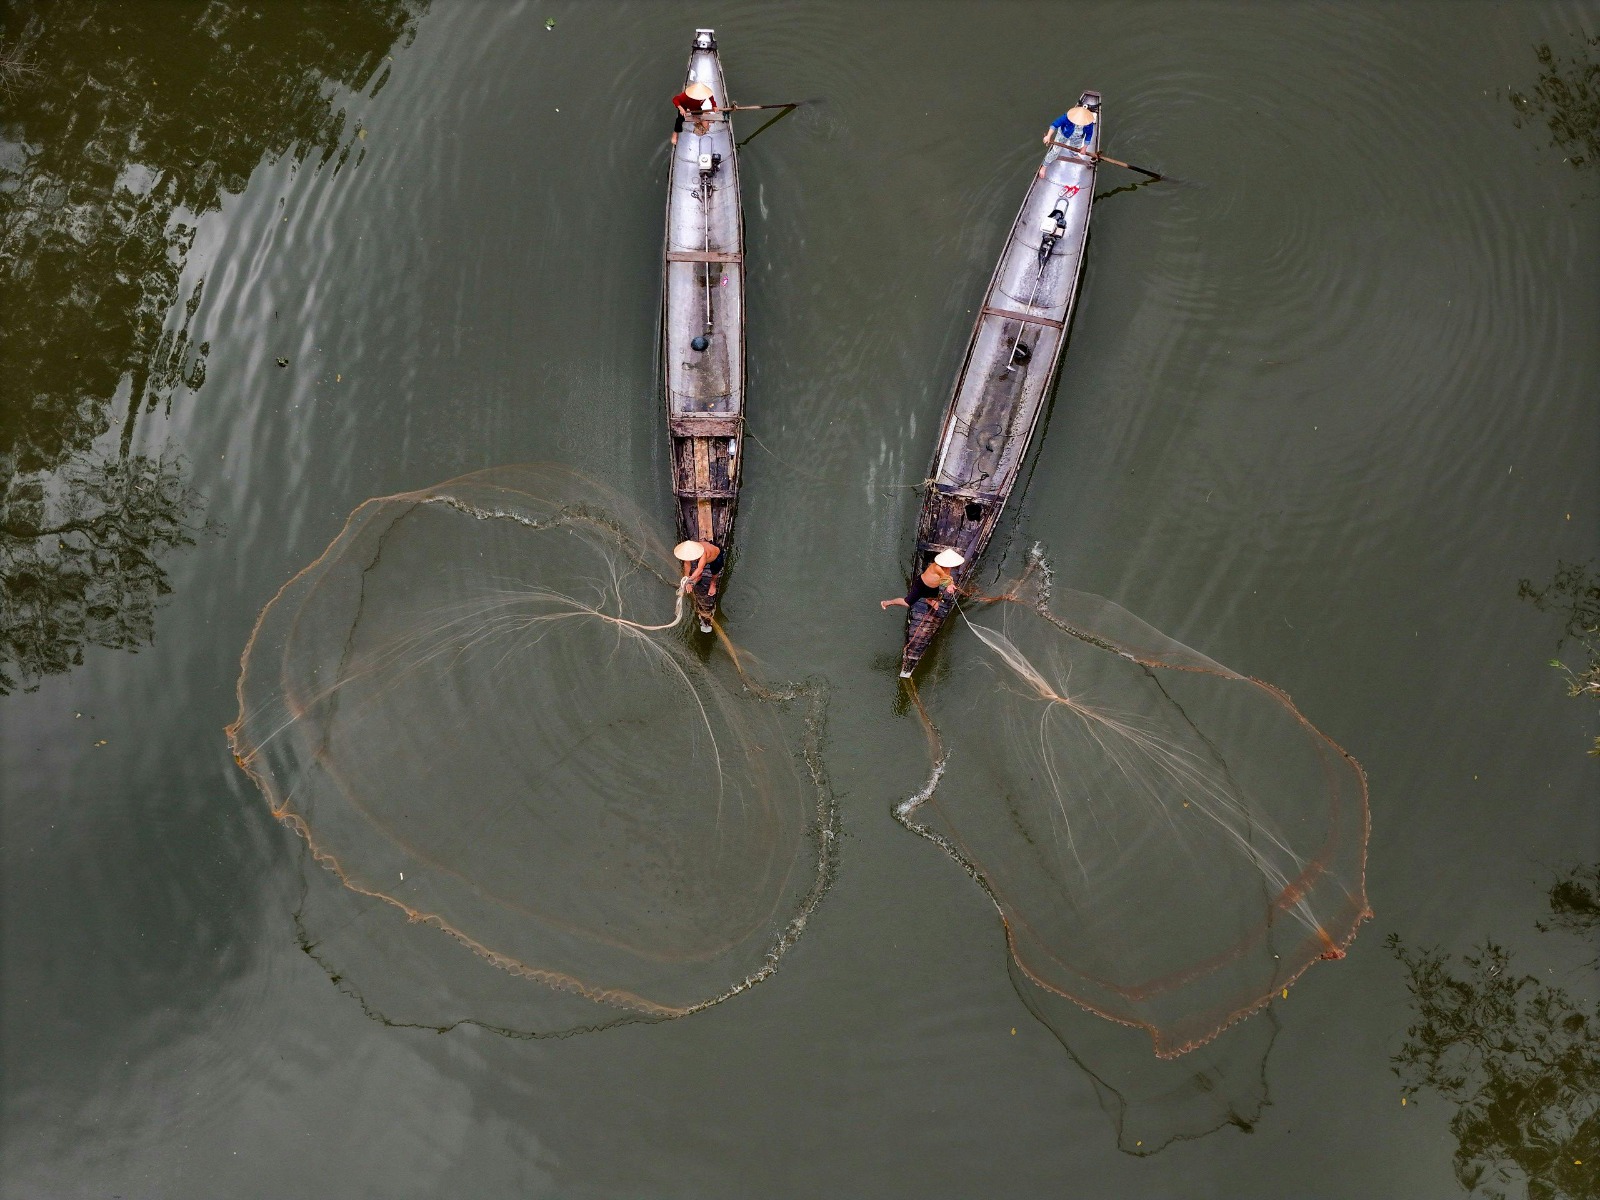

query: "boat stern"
left=1079, top=89, right=1103, bottom=152
left=898, top=587, right=955, bottom=680
left=689, top=581, right=718, bottom=634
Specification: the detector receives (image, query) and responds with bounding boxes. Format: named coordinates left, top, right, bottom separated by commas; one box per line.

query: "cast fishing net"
left=1011, top=955, right=1279, bottom=1154
left=228, top=465, right=834, bottom=1033
left=899, top=551, right=1369, bottom=1059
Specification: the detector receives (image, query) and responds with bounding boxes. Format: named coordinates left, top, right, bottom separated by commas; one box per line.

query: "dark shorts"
left=704, top=553, right=724, bottom=576
left=674, top=115, right=686, bottom=134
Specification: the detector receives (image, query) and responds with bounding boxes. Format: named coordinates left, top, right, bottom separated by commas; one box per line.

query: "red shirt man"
left=671, top=82, right=718, bottom=144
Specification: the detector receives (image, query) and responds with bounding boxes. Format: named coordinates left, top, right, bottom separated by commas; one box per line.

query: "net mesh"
left=1011, top=956, right=1278, bottom=1154
left=899, top=552, right=1370, bottom=1058
left=228, top=465, right=834, bottom=1033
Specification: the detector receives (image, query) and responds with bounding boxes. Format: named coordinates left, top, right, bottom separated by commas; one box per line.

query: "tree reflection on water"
left=0, top=0, right=426, bottom=691
left=1508, top=31, right=1600, bottom=170
left=0, top=451, right=202, bottom=692
left=1388, top=868, right=1600, bottom=1200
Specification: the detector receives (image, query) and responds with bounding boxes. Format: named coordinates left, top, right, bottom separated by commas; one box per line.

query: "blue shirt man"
left=1048, top=104, right=1096, bottom=149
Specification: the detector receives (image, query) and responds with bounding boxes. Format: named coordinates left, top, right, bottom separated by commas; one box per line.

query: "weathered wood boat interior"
left=662, top=29, right=745, bottom=629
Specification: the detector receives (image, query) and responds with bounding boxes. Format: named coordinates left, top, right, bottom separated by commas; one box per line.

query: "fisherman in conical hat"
left=880, top=548, right=965, bottom=612
left=1039, top=102, right=1098, bottom=176
left=675, top=538, right=724, bottom=597
left=1048, top=104, right=1097, bottom=149
left=671, top=80, right=719, bottom=145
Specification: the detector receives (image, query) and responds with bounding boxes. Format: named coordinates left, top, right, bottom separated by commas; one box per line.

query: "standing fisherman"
left=671, top=81, right=718, bottom=146
left=1039, top=102, right=1098, bottom=176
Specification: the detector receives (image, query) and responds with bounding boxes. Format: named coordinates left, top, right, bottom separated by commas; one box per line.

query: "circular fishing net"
left=899, top=554, right=1370, bottom=1059
left=1010, top=955, right=1279, bottom=1154
left=228, top=465, right=834, bottom=1033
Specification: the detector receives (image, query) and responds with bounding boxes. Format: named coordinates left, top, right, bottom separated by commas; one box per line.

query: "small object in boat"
left=691, top=335, right=709, bottom=352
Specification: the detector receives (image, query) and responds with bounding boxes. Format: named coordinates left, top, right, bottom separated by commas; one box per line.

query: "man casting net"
left=228, top=465, right=833, bottom=1033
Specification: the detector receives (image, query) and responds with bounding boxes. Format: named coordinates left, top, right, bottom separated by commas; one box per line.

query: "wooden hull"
left=662, top=29, right=745, bottom=632
left=900, top=92, right=1102, bottom=677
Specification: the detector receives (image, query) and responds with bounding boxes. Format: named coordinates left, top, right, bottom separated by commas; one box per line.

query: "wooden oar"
left=1048, top=138, right=1166, bottom=181
left=1096, top=151, right=1165, bottom=181
left=731, top=101, right=813, bottom=149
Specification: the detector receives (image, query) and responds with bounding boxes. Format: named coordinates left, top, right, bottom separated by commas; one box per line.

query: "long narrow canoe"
left=662, top=28, right=745, bottom=633
left=899, top=91, right=1102, bottom=678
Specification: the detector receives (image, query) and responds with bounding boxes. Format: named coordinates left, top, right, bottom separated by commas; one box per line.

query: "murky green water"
left=3, top=2, right=1596, bottom=1196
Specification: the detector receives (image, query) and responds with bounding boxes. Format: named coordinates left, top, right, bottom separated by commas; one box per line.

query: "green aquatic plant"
left=1518, top=560, right=1600, bottom=756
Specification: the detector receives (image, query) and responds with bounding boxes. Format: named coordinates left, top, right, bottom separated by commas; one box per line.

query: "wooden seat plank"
left=666, top=250, right=744, bottom=263
left=669, top=414, right=744, bottom=437
left=980, top=304, right=1065, bottom=329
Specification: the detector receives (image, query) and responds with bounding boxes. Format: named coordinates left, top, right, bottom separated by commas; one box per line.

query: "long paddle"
left=728, top=100, right=816, bottom=149
left=1048, top=137, right=1166, bottom=181
left=1095, top=151, right=1165, bottom=181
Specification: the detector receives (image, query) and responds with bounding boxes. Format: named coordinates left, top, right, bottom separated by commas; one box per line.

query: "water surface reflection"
left=1388, top=863, right=1599, bottom=1200
left=0, top=0, right=426, bottom=689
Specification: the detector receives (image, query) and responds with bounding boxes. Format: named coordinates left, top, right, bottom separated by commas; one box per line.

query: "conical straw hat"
left=685, top=82, right=713, bottom=101
left=674, top=539, right=705, bottom=562
left=1066, top=105, right=1094, bottom=125
left=933, top=549, right=966, bottom=568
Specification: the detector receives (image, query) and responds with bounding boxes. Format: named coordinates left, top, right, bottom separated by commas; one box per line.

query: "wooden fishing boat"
left=662, top=28, right=745, bottom=633
left=899, top=92, right=1102, bottom=677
